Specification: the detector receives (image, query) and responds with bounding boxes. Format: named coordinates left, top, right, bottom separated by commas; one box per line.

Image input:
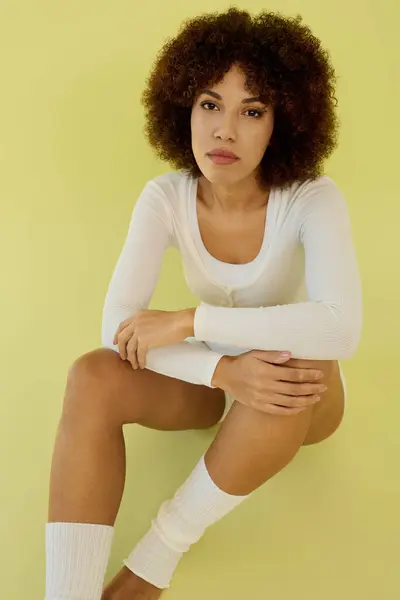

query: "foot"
left=102, top=565, right=163, bottom=600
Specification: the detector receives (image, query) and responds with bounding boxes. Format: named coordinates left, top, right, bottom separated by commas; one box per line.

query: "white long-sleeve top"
left=101, top=170, right=362, bottom=387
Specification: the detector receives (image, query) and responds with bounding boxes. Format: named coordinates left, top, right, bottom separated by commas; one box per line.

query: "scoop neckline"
left=190, top=175, right=274, bottom=268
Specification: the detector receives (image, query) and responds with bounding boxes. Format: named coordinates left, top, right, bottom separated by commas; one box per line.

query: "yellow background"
left=0, top=1, right=397, bottom=598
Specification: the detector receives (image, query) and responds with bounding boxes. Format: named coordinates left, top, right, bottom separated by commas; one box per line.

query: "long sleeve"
left=193, top=179, right=363, bottom=360
left=101, top=180, right=224, bottom=387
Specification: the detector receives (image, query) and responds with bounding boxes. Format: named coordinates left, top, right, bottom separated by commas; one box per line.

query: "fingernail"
left=313, top=396, right=321, bottom=402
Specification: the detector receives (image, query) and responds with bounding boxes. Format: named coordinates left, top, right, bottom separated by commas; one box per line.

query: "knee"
left=302, top=405, right=345, bottom=446
left=68, top=347, right=121, bottom=381
left=62, top=348, right=125, bottom=426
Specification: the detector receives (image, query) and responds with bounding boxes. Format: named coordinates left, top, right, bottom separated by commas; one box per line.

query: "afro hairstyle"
left=140, top=7, right=340, bottom=191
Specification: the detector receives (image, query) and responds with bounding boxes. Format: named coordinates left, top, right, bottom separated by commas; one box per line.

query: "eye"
left=200, top=101, right=265, bottom=119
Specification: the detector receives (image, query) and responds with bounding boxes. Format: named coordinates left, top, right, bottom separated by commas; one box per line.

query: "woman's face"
left=190, top=64, right=274, bottom=186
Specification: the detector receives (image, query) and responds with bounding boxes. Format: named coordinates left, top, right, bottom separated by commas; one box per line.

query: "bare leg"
left=105, top=360, right=348, bottom=599
left=48, top=348, right=225, bottom=524
left=205, top=398, right=314, bottom=495
left=302, top=360, right=345, bottom=445
left=46, top=348, right=225, bottom=599
left=107, top=399, right=316, bottom=599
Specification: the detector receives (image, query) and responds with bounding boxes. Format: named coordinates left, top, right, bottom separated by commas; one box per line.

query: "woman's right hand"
left=212, top=350, right=328, bottom=416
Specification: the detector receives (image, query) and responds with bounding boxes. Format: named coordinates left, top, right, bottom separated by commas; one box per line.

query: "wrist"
left=211, top=355, right=234, bottom=388
left=180, top=307, right=196, bottom=338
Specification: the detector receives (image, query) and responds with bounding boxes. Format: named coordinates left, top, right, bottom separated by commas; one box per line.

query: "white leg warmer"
left=123, top=454, right=250, bottom=589
left=45, top=522, right=114, bottom=600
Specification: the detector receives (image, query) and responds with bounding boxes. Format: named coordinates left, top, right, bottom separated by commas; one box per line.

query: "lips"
left=208, top=154, right=239, bottom=165
left=209, top=149, right=239, bottom=159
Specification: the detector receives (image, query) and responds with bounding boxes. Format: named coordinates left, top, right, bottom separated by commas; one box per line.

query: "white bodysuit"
left=101, top=170, right=362, bottom=398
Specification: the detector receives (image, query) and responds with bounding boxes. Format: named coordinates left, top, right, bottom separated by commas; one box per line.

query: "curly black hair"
left=140, top=7, right=340, bottom=191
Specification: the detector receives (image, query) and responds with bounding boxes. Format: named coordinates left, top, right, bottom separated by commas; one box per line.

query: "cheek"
left=191, top=105, right=204, bottom=125
left=257, top=125, right=274, bottom=155
left=191, top=121, right=208, bottom=151
left=244, top=132, right=271, bottom=158
left=191, top=112, right=202, bottom=135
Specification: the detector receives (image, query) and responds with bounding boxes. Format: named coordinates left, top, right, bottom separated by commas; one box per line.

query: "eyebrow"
left=199, top=89, right=265, bottom=104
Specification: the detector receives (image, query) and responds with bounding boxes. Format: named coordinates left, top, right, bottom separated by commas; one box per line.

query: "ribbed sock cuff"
left=124, top=454, right=250, bottom=589
left=45, top=522, right=114, bottom=600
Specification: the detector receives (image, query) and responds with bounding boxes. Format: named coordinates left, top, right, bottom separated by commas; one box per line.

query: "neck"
left=198, top=175, right=270, bottom=213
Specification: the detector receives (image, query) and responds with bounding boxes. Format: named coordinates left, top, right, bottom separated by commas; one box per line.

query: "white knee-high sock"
left=123, top=454, right=251, bottom=589
left=45, top=522, right=114, bottom=600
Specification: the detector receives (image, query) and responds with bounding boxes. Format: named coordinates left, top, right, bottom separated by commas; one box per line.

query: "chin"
left=202, top=161, right=242, bottom=178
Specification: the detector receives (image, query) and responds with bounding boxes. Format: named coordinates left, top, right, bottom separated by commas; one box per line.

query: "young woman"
left=45, top=8, right=362, bottom=600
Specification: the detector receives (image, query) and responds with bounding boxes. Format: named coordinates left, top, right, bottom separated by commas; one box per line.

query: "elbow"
left=340, top=337, right=360, bottom=360
left=325, top=299, right=362, bottom=360
left=338, top=316, right=362, bottom=360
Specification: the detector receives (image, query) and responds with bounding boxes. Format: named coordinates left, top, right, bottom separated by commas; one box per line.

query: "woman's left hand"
left=113, top=309, right=192, bottom=370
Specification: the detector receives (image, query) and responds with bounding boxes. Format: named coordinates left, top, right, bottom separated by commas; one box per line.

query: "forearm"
left=102, top=308, right=224, bottom=387
left=210, top=355, right=235, bottom=389
left=179, top=307, right=196, bottom=337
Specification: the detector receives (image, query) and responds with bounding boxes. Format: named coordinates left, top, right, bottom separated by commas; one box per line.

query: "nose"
left=214, top=113, right=237, bottom=141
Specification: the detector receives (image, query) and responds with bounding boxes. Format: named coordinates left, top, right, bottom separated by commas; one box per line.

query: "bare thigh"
left=65, top=347, right=226, bottom=431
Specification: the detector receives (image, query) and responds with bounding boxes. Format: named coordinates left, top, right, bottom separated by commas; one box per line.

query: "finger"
left=113, top=327, right=121, bottom=346
left=266, top=378, right=326, bottom=398
left=272, top=393, right=322, bottom=408
left=127, top=333, right=139, bottom=369
left=126, top=335, right=136, bottom=368
left=277, top=380, right=327, bottom=397
left=137, top=344, right=148, bottom=370
left=118, top=327, right=134, bottom=360
left=251, top=401, right=307, bottom=416
left=132, top=335, right=139, bottom=369
left=276, top=365, right=325, bottom=382
left=114, top=318, right=132, bottom=345
left=118, top=332, right=127, bottom=360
